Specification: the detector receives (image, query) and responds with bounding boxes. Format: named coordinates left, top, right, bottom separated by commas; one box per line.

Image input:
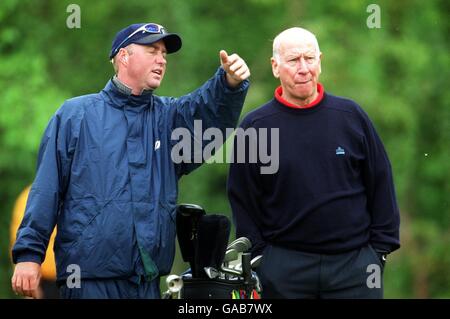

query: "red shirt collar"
left=274, top=83, right=324, bottom=109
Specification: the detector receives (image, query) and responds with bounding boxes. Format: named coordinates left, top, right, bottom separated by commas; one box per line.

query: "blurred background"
left=0, top=0, right=448, bottom=298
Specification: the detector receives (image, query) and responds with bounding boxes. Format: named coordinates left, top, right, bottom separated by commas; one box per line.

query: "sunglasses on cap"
left=112, top=23, right=166, bottom=57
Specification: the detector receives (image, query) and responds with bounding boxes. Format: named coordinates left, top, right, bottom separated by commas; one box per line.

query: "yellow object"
left=10, top=186, right=57, bottom=280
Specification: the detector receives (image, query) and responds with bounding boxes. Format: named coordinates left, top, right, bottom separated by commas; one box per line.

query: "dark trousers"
left=58, top=277, right=160, bottom=299
left=257, top=244, right=384, bottom=299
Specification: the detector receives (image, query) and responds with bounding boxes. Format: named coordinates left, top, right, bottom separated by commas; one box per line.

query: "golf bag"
left=163, top=204, right=262, bottom=299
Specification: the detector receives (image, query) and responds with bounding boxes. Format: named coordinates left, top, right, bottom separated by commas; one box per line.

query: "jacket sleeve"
left=12, top=112, right=71, bottom=264
left=170, top=67, right=249, bottom=177
left=361, top=113, right=401, bottom=254
left=227, top=119, right=267, bottom=258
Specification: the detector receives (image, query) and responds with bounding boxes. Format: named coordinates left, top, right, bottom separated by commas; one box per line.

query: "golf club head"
left=220, top=266, right=243, bottom=277
left=178, top=203, right=205, bottom=218
left=227, top=237, right=252, bottom=253
left=222, top=248, right=239, bottom=264
left=251, top=255, right=263, bottom=268
left=176, top=204, right=206, bottom=266
left=204, top=267, right=220, bottom=279
left=235, top=254, right=262, bottom=271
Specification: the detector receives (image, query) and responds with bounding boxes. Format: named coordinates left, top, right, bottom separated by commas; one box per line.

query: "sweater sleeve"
left=227, top=119, right=267, bottom=257
left=361, top=112, right=400, bottom=254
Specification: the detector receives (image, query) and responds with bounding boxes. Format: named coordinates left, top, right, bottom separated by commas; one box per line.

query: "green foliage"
left=0, top=0, right=448, bottom=298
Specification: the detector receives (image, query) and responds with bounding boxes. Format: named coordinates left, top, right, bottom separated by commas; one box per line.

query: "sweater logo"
left=336, top=146, right=345, bottom=155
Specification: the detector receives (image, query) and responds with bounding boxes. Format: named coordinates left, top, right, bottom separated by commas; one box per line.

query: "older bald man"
left=227, top=27, right=400, bottom=298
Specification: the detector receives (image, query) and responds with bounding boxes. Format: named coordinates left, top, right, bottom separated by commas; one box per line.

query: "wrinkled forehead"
left=279, top=39, right=318, bottom=57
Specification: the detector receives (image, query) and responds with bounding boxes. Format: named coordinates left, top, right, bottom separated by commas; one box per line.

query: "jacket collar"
left=112, top=75, right=154, bottom=96
left=102, top=76, right=153, bottom=110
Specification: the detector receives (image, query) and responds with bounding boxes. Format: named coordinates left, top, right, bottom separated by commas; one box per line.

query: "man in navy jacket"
left=228, top=27, right=399, bottom=298
left=12, top=22, right=250, bottom=299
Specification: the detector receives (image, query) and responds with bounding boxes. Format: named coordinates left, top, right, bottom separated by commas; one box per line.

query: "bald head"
left=273, top=27, right=320, bottom=62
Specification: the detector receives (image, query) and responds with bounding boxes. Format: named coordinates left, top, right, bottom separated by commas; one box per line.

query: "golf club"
left=226, top=237, right=252, bottom=253
left=234, top=254, right=263, bottom=271
left=204, top=267, right=220, bottom=279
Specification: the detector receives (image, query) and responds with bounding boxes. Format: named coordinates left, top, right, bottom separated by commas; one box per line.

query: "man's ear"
left=122, top=52, right=128, bottom=63
left=271, top=57, right=280, bottom=78
left=318, top=52, right=322, bottom=75
left=117, top=49, right=128, bottom=64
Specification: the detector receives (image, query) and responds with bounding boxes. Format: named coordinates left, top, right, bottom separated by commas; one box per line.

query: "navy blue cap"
left=109, top=23, right=182, bottom=59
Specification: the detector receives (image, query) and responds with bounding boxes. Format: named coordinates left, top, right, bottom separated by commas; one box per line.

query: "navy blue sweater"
left=227, top=91, right=400, bottom=256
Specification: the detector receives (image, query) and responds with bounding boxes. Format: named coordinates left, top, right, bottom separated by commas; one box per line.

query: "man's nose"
left=297, top=58, right=309, bottom=73
left=156, top=53, right=166, bottom=65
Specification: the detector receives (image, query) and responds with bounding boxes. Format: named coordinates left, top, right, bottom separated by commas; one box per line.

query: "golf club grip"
left=241, top=253, right=252, bottom=281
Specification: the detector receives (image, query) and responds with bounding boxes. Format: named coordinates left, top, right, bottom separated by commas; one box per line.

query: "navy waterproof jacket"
left=12, top=67, right=249, bottom=282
